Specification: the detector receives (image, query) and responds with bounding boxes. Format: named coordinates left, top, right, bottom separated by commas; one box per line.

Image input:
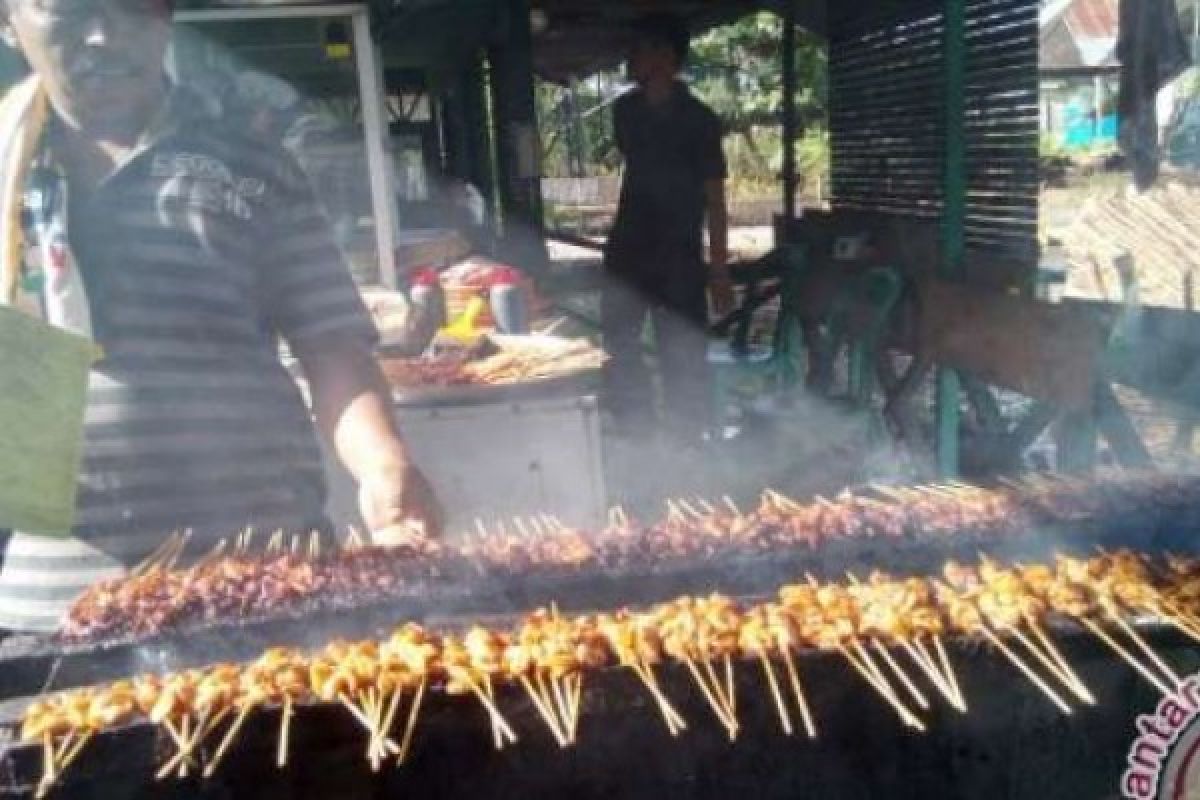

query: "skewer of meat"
left=972, top=559, right=1096, bottom=705
left=442, top=635, right=519, bottom=749
left=654, top=595, right=742, bottom=740
left=852, top=573, right=965, bottom=712
left=779, top=581, right=925, bottom=731
left=22, top=682, right=138, bottom=798
left=1051, top=555, right=1181, bottom=696
left=933, top=574, right=1072, bottom=715
left=597, top=611, right=688, bottom=736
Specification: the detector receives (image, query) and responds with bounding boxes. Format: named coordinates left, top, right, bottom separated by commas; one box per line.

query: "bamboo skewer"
left=521, top=676, right=568, bottom=748
left=1025, top=618, right=1096, bottom=704
left=568, top=674, right=584, bottom=741
left=724, top=656, right=737, bottom=717
left=549, top=674, right=573, bottom=744
left=36, top=734, right=55, bottom=799
left=278, top=700, right=294, bottom=769
left=157, top=713, right=213, bottom=781
left=979, top=627, right=1072, bottom=715
left=1080, top=618, right=1173, bottom=696
left=684, top=657, right=737, bottom=738
left=643, top=663, right=687, bottom=732
left=133, top=532, right=179, bottom=576
left=838, top=644, right=925, bottom=731
left=397, top=679, right=426, bottom=765
left=634, top=662, right=686, bottom=735
left=378, top=689, right=404, bottom=761
left=163, top=530, right=193, bottom=571
left=466, top=677, right=518, bottom=746
left=536, top=671, right=569, bottom=744
left=852, top=640, right=906, bottom=706
left=1106, top=607, right=1183, bottom=689
left=630, top=664, right=679, bottom=735
left=481, top=676, right=504, bottom=751
left=339, top=694, right=374, bottom=731
left=1154, top=602, right=1200, bottom=643
left=873, top=640, right=930, bottom=710
left=759, top=654, right=793, bottom=735
left=203, top=704, right=254, bottom=778
left=360, top=691, right=378, bottom=769
left=1006, top=624, right=1090, bottom=703
left=931, top=636, right=965, bottom=710
left=56, top=732, right=91, bottom=776
left=675, top=498, right=705, bottom=520
left=702, top=657, right=737, bottom=733
left=902, top=640, right=958, bottom=708
left=780, top=647, right=817, bottom=739
left=908, top=639, right=965, bottom=711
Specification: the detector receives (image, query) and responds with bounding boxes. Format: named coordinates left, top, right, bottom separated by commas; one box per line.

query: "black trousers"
left=601, top=269, right=712, bottom=437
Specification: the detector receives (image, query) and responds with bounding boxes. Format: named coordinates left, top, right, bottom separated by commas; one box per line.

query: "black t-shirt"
left=606, top=83, right=726, bottom=291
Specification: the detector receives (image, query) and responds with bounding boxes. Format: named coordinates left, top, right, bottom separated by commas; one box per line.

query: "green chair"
left=815, top=265, right=902, bottom=437
left=708, top=245, right=808, bottom=422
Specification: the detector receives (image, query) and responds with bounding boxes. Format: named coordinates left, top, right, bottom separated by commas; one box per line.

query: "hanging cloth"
left=1117, top=0, right=1192, bottom=190
left=0, top=76, right=92, bottom=336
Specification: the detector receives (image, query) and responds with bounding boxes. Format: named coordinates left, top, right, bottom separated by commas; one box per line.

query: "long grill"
left=2, top=473, right=1199, bottom=798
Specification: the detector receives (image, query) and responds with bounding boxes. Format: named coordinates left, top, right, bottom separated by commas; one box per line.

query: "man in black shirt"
left=603, top=13, right=731, bottom=440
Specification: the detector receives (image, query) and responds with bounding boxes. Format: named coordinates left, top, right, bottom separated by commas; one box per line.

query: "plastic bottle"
left=409, top=266, right=446, bottom=331
left=489, top=267, right=529, bottom=334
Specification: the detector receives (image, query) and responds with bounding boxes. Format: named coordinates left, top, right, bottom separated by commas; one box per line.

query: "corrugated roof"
left=1040, top=0, right=1118, bottom=70
left=1063, top=0, right=1117, bottom=40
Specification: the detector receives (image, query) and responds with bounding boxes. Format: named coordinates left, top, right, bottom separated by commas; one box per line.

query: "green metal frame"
left=936, top=0, right=966, bottom=477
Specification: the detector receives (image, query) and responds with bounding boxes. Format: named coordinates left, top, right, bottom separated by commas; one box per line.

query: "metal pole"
left=781, top=0, right=798, bottom=221
left=353, top=10, right=399, bottom=288
left=936, top=0, right=966, bottom=477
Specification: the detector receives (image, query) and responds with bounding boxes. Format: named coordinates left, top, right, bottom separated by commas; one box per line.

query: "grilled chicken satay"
left=739, top=605, right=801, bottom=735
left=938, top=563, right=1073, bottom=714
left=1052, top=555, right=1183, bottom=695
left=505, top=609, right=596, bottom=746
left=852, top=573, right=964, bottom=711
left=779, top=579, right=926, bottom=729
left=597, top=610, right=687, bottom=734
left=23, top=682, right=139, bottom=798
left=376, top=624, right=439, bottom=765
left=309, top=639, right=403, bottom=767
left=1161, top=555, right=1200, bottom=634
left=653, top=595, right=743, bottom=739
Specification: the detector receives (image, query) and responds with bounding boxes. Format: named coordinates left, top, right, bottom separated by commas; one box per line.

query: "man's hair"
left=631, top=12, right=691, bottom=67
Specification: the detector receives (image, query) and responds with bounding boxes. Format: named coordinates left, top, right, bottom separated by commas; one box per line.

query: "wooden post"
left=488, top=0, right=548, bottom=270
left=780, top=0, right=798, bottom=221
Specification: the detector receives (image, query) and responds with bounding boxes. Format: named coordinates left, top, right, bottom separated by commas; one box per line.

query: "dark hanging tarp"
left=1117, top=0, right=1192, bottom=190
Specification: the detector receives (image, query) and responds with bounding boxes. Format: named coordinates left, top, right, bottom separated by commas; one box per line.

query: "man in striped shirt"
left=0, top=0, right=440, bottom=630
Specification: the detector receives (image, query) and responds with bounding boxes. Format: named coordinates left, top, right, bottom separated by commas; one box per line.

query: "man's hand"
left=359, top=463, right=444, bottom=546
left=297, top=336, right=443, bottom=546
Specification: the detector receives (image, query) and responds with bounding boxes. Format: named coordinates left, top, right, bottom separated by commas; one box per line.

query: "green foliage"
left=536, top=11, right=829, bottom=191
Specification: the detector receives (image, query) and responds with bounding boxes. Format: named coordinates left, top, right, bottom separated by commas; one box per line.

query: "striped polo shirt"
left=0, top=90, right=377, bottom=632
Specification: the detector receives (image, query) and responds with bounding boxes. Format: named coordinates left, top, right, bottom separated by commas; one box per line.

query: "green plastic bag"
left=0, top=305, right=97, bottom=535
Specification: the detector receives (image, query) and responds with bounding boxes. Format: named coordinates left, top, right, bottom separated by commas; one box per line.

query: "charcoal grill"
left=0, top=495, right=1188, bottom=703
left=0, top=625, right=1195, bottom=800
left=0, top=483, right=1197, bottom=798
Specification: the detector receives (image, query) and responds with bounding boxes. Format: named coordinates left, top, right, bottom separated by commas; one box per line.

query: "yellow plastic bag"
left=0, top=305, right=97, bottom=535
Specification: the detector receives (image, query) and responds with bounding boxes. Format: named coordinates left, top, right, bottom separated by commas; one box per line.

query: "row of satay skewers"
left=26, top=549, right=1200, bottom=797
left=64, top=471, right=1200, bottom=642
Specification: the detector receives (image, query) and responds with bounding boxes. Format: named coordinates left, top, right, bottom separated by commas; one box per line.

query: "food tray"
left=390, top=369, right=601, bottom=407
